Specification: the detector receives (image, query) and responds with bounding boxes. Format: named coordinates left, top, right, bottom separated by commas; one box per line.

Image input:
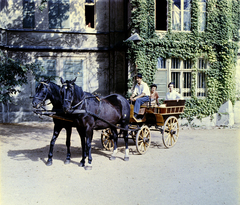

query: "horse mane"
left=48, top=81, right=62, bottom=108
left=73, top=83, right=84, bottom=101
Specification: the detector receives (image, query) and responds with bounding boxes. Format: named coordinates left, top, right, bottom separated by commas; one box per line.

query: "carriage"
left=32, top=79, right=185, bottom=168
left=101, top=100, right=185, bottom=154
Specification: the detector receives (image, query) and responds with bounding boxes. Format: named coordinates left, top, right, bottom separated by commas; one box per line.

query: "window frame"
left=23, top=0, right=35, bottom=28
left=199, top=0, right=207, bottom=32
left=154, top=57, right=208, bottom=99
left=85, top=0, right=95, bottom=29
left=155, top=0, right=168, bottom=31
left=197, top=58, right=208, bottom=97
left=48, top=0, right=70, bottom=29
left=172, top=0, right=191, bottom=31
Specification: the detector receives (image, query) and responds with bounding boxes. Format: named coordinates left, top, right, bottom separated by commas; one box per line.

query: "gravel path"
left=0, top=122, right=239, bottom=205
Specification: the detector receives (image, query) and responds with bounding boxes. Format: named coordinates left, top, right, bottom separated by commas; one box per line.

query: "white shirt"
left=166, top=90, right=183, bottom=100
left=133, top=81, right=150, bottom=96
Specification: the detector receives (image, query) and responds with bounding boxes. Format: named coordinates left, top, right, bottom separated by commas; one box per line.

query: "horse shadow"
left=7, top=141, right=113, bottom=166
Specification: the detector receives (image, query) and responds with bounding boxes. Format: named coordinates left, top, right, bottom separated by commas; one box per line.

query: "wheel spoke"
left=164, top=133, right=171, bottom=143
left=102, top=133, right=108, bottom=137
left=136, top=125, right=151, bottom=154
left=140, top=142, right=144, bottom=152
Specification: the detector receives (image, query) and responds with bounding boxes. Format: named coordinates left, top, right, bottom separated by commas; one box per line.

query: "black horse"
left=60, top=77, right=130, bottom=170
left=32, top=79, right=83, bottom=166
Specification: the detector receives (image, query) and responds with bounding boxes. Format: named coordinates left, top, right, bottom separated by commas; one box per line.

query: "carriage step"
left=133, top=116, right=146, bottom=123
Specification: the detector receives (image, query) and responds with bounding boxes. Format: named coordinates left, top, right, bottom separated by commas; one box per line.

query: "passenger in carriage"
left=166, top=82, right=184, bottom=101
left=150, top=84, right=159, bottom=106
left=130, top=73, right=150, bottom=119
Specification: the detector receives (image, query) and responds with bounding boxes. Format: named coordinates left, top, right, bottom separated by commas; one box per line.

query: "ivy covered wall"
left=126, top=0, right=240, bottom=122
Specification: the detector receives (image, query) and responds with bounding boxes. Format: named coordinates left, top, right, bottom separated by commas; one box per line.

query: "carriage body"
left=130, top=100, right=185, bottom=125
left=101, top=100, right=185, bottom=154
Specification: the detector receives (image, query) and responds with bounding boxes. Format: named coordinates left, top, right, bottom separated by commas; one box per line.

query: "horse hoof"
left=124, top=157, right=129, bottom=161
left=64, top=159, right=70, bottom=165
left=46, top=159, right=52, bottom=166
left=84, top=166, right=92, bottom=171
left=109, top=156, right=116, bottom=160
left=79, top=162, right=85, bottom=167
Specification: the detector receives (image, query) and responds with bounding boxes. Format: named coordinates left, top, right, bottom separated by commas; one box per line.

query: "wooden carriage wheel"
left=162, top=116, right=179, bottom=148
left=129, top=130, right=136, bottom=143
left=101, top=128, right=114, bottom=151
left=129, top=125, right=138, bottom=143
left=136, top=125, right=151, bottom=155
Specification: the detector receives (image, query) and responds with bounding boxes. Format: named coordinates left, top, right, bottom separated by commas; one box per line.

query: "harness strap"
left=85, top=110, right=135, bottom=132
left=40, top=82, right=51, bottom=91
left=71, top=95, right=101, bottom=109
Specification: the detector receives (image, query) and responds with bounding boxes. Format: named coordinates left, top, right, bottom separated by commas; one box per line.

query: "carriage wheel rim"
left=162, top=116, right=179, bottom=148
left=101, top=128, right=114, bottom=150
left=136, top=126, right=151, bottom=154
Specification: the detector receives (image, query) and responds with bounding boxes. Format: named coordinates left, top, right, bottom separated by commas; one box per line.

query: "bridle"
left=62, top=83, right=74, bottom=103
left=62, top=83, right=100, bottom=111
left=34, top=82, right=51, bottom=107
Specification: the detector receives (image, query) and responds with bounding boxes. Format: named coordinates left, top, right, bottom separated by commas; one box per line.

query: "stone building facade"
left=0, top=0, right=239, bottom=124
left=0, top=0, right=130, bottom=123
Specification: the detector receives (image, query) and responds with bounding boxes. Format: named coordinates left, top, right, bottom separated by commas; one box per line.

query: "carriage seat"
left=138, top=99, right=152, bottom=115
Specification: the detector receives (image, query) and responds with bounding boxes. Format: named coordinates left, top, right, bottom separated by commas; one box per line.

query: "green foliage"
left=39, top=0, right=48, bottom=11
left=0, top=51, right=43, bottom=104
left=127, top=0, right=240, bottom=122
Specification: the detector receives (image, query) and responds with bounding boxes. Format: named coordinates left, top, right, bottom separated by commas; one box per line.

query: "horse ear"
left=60, top=77, right=65, bottom=84
left=72, top=77, right=77, bottom=84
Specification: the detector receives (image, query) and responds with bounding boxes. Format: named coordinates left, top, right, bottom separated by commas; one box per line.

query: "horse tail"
left=118, top=95, right=130, bottom=124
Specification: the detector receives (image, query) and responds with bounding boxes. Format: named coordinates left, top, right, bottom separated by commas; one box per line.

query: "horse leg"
left=64, top=127, right=72, bottom=165
left=109, top=128, right=118, bottom=160
left=85, top=127, right=93, bottom=170
left=47, top=124, right=62, bottom=166
left=123, top=125, right=130, bottom=161
left=76, top=127, right=86, bottom=168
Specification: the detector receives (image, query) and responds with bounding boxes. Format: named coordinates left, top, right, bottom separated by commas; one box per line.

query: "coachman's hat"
left=137, top=73, right=142, bottom=78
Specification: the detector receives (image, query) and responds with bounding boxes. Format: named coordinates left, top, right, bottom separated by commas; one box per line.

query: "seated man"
left=130, top=73, right=150, bottom=119
left=150, top=84, right=159, bottom=106
left=166, top=82, right=184, bottom=100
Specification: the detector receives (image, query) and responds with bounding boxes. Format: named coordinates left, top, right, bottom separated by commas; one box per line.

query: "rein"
left=71, top=95, right=100, bottom=110
left=67, top=95, right=133, bottom=132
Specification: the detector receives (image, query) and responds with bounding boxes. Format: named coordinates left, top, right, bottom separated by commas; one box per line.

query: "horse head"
left=60, top=77, right=77, bottom=113
left=32, top=78, right=51, bottom=108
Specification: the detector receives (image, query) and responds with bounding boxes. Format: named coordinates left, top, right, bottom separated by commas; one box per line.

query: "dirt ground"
left=0, top=122, right=239, bottom=205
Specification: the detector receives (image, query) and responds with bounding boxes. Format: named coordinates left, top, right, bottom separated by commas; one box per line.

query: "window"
left=172, top=0, right=191, bottom=31
left=157, top=57, right=166, bottom=69
left=154, top=57, right=168, bottom=98
left=35, top=59, right=57, bottom=84
left=49, top=0, right=70, bottom=29
left=63, top=60, right=84, bottom=86
left=85, top=0, right=95, bottom=29
left=197, top=58, right=207, bottom=96
left=154, top=58, right=208, bottom=99
left=23, top=0, right=35, bottom=28
left=183, top=59, right=192, bottom=97
left=199, top=0, right=206, bottom=31
left=171, top=58, right=181, bottom=92
left=155, top=0, right=167, bottom=31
